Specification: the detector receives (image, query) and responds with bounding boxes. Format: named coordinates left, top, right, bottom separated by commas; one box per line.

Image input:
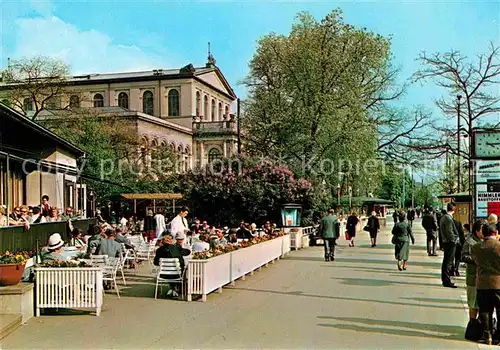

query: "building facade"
left=0, top=56, right=239, bottom=169
left=0, top=103, right=86, bottom=216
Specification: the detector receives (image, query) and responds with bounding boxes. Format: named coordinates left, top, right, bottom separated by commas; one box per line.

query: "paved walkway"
left=3, top=220, right=479, bottom=349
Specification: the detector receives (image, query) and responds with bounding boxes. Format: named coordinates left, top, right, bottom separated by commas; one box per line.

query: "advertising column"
left=476, top=160, right=500, bottom=218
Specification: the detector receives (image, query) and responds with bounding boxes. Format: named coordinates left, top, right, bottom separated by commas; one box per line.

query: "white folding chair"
left=155, top=258, right=185, bottom=300
left=102, top=257, right=121, bottom=299
left=136, top=241, right=156, bottom=272
left=90, top=255, right=108, bottom=267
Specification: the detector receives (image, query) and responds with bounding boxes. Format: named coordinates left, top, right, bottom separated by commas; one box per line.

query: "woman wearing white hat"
left=41, top=233, right=83, bottom=262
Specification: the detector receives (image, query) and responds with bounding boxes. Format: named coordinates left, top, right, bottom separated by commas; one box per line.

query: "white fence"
left=187, top=234, right=291, bottom=302
left=35, top=267, right=103, bottom=316
left=289, top=226, right=317, bottom=249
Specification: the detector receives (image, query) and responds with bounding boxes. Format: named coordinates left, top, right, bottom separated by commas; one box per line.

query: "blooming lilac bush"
left=179, top=156, right=315, bottom=226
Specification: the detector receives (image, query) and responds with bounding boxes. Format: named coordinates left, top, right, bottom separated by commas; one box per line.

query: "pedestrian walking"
left=392, top=210, right=398, bottom=226
left=346, top=211, right=359, bottom=247
left=407, top=207, right=416, bottom=227
left=319, top=208, right=339, bottom=261
left=367, top=211, right=380, bottom=247
left=439, top=203, right=460, bottom=288
left=471, top=224, right=500, bottom=345
left=422, top=208, right=438, bottom=256
left=461, top=221, right=484, bottom=341
left=391, top=214, right=415, bottom=271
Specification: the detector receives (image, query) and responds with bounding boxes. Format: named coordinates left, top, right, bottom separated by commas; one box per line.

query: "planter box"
left=187, top=253, right=231, bottom=302
left=187, top=234, right=290, bottom=302
left=35, top=267, right=103, bottom=316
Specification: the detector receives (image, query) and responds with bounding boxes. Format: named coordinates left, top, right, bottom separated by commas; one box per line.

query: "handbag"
left=363, top=225, right=370, bottom=232
left=345, top=231, right=350, bottom=240
left=391, top=235, right=397, bottom=244
left=465, top=318, right=483, bottom=341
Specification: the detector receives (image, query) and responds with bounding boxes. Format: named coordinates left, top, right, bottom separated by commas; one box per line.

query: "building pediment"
left=195, top=69, right=236, bottom=100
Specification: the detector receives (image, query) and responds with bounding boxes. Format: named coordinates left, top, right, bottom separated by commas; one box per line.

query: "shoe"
left=431, top=253, right=438, bottom=256
left=324, top=257, right=330, bottom=262
left=397, top=261, right=402, bottom=271
left=479, top=333, right=493, bottom=345
left=403, top=266, right=407, bottom=271
left=443, top=284, right=458, bottom=288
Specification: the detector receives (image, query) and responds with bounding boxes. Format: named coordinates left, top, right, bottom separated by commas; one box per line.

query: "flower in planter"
left=0, top=250, right=31, bottom=265
left=39, top=260, right=91, bottom=268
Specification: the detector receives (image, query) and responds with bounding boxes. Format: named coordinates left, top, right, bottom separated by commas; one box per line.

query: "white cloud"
left=12, top=16, right=171, bottom=74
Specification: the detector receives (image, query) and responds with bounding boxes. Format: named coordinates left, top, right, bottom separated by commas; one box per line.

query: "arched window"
left=168, top=89, right=180, bottom=116
left=225, top=105, right=229, bottom=119
left=218, top=102, right=223, bottom=121
left=140, top=137, right=149, bottom=167
left=118, top=92, right=129, bottom=109
left=196, top=92, right=201, bottom=117
left=93, top=93, right=104, bottom=108
left=69, top=95, right=80, bottom=108
left=203, top=96, right=208, bottom=120
left=23, top=98, right=33, bottom=112
left=143, top=91, right=154, bottom=115
left=208, top=148, right=221, bottom=163
left=150, top=139, right=158, bottom=162
left=211, top=99, right=216, bottom=121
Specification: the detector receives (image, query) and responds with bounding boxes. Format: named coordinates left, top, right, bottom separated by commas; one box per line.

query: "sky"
left=1, top=0, right=499, bottom=122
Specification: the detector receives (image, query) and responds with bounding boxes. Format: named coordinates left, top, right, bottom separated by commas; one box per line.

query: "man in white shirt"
left=154, top=210, right=166, bottom=239
left=169, top=207, right=190, bottom=239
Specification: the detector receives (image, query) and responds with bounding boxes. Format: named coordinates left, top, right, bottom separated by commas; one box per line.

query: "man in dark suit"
left=471, top=224, right=500, bottom=345
left=439, top=203, right=460, bottom=288
left=422, top=208, right=438, bottom=256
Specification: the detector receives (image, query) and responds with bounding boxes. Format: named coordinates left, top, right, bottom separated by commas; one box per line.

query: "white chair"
left=90, top=255, right=108, bottom=267
left=136, top=241, right=156, bottom=272
left=155, top=258, right=185, bottom=300
left=102, top=257, right=121, bottom=299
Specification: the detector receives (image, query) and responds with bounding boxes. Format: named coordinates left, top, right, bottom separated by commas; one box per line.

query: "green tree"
left=0, top=56, right=78, bottom=120
left=242, top=9, right=430, bottom=181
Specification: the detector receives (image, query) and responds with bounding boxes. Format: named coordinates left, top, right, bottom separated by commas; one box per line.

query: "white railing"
left=288, top=226, right=316, bottom=250
left=35, top=267, right=103, bottom=316
left=187, top=234, right=290, bottom=302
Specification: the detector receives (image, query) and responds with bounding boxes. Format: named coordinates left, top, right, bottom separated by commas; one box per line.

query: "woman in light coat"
left=392, top=214, right=415, bottom=271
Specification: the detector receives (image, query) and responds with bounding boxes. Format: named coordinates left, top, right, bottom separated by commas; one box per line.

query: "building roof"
left=65, top=65, right=237, bottom=100
left=122, top=193, right=183, bottom=200
left=0, top=102, right=85, bottom=157
left=342, top=196, right=395, bottom=205
left=38, top=107, right=193, bottom=135
left=437, top=192, right=471, bottom=199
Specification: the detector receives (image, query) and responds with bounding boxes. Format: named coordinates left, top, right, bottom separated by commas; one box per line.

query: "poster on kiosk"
left=476, top=160, right=500, bottom=218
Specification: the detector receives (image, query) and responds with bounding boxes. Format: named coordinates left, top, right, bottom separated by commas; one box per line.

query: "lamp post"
left=337, top=183, right=341, bottom=207
left=457, top=94, right=462, bottom=193
left=348, top=185, right=352, bottom=209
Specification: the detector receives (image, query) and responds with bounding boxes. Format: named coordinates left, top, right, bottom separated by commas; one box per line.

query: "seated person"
left=97, top=229, right=122, bottom=258
left=191, top=219, right=203, bottom=235
left=236, top=222, right=253, bottom=239
left=263, top=221, right=274, bottom=236
left=69, top=228, right=87, bottom=251
left=214, top=229, right=228, bottom=247
left=114, top=227, right=134, bottom=249
left=41, top=233, right=84, bottom=262
left=87, top=224, right=105, bottom=256
left=225, top=229, right=238, bottom=243
left=192, top=234, right=210, bottom=253
left=153, top=233, right=191, bottom=297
